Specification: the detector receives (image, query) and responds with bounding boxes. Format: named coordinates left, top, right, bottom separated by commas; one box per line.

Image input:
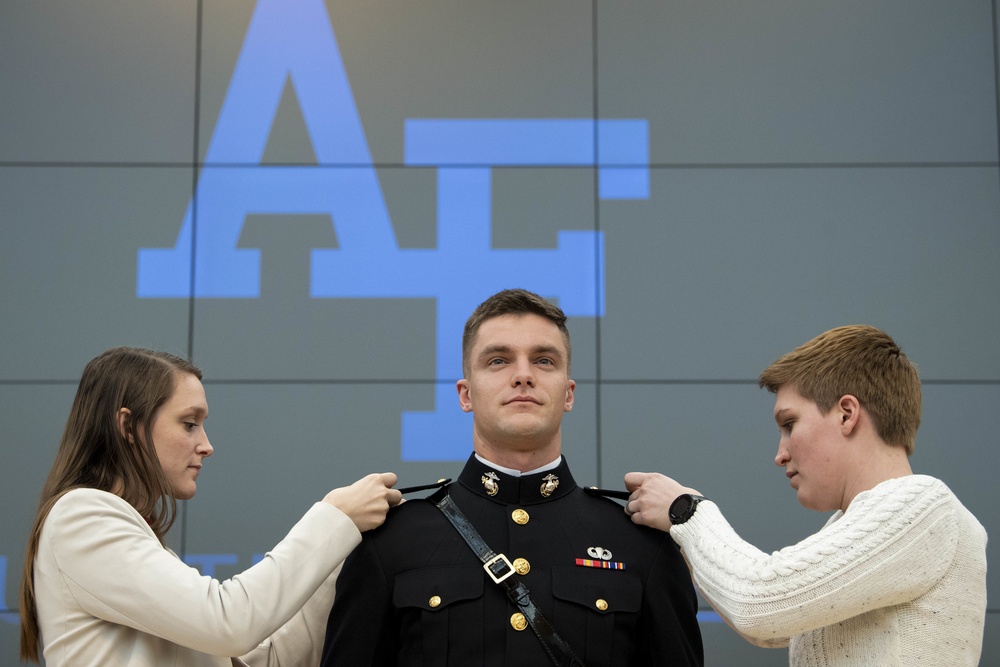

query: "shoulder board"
left=582, top=486, right=630, bottom=501
left=398, top=478, right=452, bottom=496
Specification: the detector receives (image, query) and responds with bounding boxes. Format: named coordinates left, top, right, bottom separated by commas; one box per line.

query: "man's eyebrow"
left=476, top=344, right=565, bottom=359
left=774, top=408, right=790, bottom=423
left=477, top=344, right=512, bottom=359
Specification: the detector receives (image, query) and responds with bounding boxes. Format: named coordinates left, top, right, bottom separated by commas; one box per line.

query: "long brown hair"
left=19, top=347, right=202, bottom=662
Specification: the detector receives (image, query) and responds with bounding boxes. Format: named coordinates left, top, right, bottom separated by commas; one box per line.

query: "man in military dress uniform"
left=321, top=289, right=703, bottom=666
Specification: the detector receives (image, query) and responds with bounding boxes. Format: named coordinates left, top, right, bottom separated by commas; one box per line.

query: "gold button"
left=512, top=558, right=530, bottom=575
left=429, top=595, right=441, bottom=608
left=511, top=508, right=529, bottom=525
left=510, top=612, right=528, bottom=631
left=595, top=599, right=608, bottom=611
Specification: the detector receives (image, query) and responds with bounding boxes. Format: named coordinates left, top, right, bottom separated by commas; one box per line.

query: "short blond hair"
left=759, top=325, right=921, bottom=454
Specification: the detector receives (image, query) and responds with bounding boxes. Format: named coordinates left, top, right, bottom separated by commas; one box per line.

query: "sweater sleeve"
left=44, top=488, right=361, bottom=657
left=669, top=476, right=959, bottom=643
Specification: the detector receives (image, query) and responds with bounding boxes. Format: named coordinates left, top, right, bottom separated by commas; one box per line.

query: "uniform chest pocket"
left=392, top=567, right=486, bottom=666
left=551, top=566, right=644, bottom=663
left=393, top=565, right=484, bottom=611
left=551, top=565, right=642, bottom=615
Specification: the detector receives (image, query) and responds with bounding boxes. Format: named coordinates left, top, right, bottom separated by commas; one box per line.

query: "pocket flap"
left=393, top=565, right=485, bottom=611
left=551, top=565, right=642, bottom=614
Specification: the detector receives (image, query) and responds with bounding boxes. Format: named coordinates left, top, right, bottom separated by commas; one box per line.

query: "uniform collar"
left=473, top=452, right=562, bottom=477
left=457, top=453, right=576, bottom=505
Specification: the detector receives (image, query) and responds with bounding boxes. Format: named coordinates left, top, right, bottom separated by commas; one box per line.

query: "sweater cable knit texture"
left=670, top=475, right=987, bottom=666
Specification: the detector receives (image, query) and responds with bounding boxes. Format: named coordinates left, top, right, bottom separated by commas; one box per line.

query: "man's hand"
left=623, top=471, right=701, bottom=532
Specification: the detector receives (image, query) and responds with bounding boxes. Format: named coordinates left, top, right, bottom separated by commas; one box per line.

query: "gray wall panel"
left=600, top=166, right=1000, bottom=380
left=985, top=612, right=1000, bottom=667
left=0, top=1, right=197, bottom=163
left=0, top=167, right=195, bottom=380
left=597, top=0, right=996, bottom=164
left=199, top=0, right=596, bottom=166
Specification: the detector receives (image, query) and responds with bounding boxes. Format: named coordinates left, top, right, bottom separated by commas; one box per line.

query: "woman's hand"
left=323, top=472, right=403, bottom=532
left=623, top=471, right=700, bottom=532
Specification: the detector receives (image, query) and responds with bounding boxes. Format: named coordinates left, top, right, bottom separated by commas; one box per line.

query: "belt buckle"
left=483, top=553, right=515, bottom=584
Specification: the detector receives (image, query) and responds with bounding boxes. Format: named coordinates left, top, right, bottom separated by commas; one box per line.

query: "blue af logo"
left=136, top=0, right=649, bottom=461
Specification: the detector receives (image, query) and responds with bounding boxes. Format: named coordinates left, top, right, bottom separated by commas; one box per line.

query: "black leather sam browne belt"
left=432, top=491, right=586, bottom=667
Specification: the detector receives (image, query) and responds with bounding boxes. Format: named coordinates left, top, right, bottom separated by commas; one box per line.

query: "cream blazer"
left=35, top=488, right=361, bottom=666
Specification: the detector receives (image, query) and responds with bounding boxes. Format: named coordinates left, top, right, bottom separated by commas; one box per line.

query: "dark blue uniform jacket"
left=321, top=454, right=704, bottom=666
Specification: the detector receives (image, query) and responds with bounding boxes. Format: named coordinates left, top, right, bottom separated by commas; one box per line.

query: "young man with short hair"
left=625, top=325, right=987, bottom=666
left=322, top=288, right=704, bottom=666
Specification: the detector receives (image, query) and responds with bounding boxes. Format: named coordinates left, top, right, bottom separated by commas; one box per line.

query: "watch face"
left=670, top=494, right=703, bottom=524
left=669, top=494, right=692, bottom=523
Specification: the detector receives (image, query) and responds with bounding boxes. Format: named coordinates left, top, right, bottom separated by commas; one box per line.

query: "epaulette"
left=582, top=486, right=630, bottom=501
left=398, top=477, right=451, bottom=496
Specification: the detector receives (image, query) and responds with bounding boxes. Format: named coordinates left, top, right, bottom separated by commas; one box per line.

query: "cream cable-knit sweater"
left=670, top=475, right=987, bottom=666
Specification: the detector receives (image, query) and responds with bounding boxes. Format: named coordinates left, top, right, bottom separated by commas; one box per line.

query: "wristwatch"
left=669, top=494, right=707, bottom=525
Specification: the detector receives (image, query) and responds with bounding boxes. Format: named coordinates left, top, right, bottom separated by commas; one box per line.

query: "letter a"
left=137, top=0, right=394, bottom=297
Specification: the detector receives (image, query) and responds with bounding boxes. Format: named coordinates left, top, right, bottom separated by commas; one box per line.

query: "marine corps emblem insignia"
left=481, top=471, right=500, bottom=496
left=540, top=474, right=559, bottom=498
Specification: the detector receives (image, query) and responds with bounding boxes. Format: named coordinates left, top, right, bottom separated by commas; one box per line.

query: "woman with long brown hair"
left=20, top=346, right=401, bottom=666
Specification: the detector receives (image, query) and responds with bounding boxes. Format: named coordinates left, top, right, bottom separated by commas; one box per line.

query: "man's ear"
left=117, top=407, right=135, bottom=443
left=456, top=379, right=473, bottom=413
left=563, top=379, right=576, bottom=412
left=837, top=395, right=862, bottom=436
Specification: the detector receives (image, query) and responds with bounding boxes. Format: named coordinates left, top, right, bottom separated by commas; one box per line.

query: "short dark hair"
left=462, top=289, right=571, bottom=376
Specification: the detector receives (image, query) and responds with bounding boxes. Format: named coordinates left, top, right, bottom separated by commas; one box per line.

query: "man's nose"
left=511, top=359, right=535, bottom=386
left=774, top=440, right=789, bottom=467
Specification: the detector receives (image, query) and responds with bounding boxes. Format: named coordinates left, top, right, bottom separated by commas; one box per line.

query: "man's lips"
left=506, top=395, right=541, bottom=405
